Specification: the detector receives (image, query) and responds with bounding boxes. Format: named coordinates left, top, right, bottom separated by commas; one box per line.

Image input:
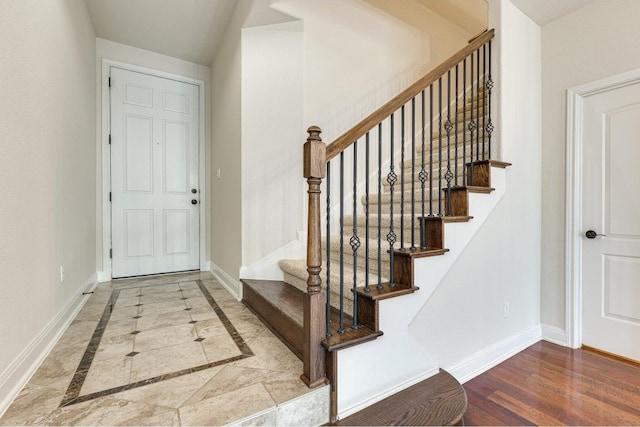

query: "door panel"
left=111, top=67, right=199, bottom=277
left=582, top=82, right=640, bottom=361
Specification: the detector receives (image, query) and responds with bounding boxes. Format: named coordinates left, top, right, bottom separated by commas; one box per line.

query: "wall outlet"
left=216, top=168, right=221, bottom=180
left=503, top=300, right=510, bottom=318
left=60, top=265, right=65, bottom=284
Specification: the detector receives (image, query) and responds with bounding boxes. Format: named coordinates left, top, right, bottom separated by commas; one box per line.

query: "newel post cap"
left=303, top=126, right=326, bottom=179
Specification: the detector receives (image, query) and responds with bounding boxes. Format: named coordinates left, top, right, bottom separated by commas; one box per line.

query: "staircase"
left=242, top=30, right=507, bottom=424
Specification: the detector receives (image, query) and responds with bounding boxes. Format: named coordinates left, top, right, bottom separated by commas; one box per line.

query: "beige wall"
left=541, top=0, right=640, bottom=329
left=0, top=0, right=96, bottom=405
left=210, top=1, right=254, bottom=289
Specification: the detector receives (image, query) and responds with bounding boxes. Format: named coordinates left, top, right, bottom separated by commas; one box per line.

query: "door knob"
left=191, top=189, right=197, bottom=194
left=585, top=230, right=605, bottom=239
left=191, top=199, right=198, bottom=205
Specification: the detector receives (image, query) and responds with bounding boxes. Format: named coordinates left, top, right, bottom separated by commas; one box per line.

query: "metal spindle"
left=445, top=71, right=453, bottom=216
left=364, top=133, right=370, bottom=293
left=351, top=143, right=360, bottom=329
left=377, top=123, right=383, bottom=289
left=387, top=114, right=397, bottom=287
left=469, top=53, right=475, bottom=185
left=463, top=58, right=467, bottom=186
left=429, top=85, right=434, bottom=216
left=482, top=44, right=487, bottom=160
left=454, top=64, right=459, bottom=187
left=400, top=105, right=406, bottom=251
left=325, top=163, right=332, bottom=337
left=438, top=77, right=443, bottom=216
left=487, top=40, right=494, bottom=159
left=420, top=90, right=427, bottom=249
left=339, top=152, right=345, bottom=334
left=475, top=49, right=480, bottom=161
left=411, top=98, right=416, bottom=250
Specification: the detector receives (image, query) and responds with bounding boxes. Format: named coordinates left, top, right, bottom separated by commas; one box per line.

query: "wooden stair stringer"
left=332, top=163, right=508, bottom=421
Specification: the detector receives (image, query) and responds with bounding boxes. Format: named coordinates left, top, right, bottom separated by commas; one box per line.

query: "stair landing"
left=334, top=369, right=466, bottom=426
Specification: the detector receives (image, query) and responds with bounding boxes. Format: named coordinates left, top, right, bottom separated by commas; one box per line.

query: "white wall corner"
left=445, top=324, right=542, bottom=384
left=210, top=262, right=240, bottom=300
left=541, top=324, right=568, bottom=347
left=0, top=274, right=95, bottom=418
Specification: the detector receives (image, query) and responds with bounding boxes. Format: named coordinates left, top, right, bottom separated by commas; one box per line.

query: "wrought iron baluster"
left=487, top=40, right=494, bottom=159
left=469, top=53, right=475, bottom=185
left=482, top=44, right=487, bottom=160
left=377, top=123, right=383, bottom=289
left=351, top=142, right=360, bottom=329
left=325, top=163, right=332, bottom=337
left=454, top=64, right=459, bottom=187
left=429, top=85, right=434, bottom=217
left=387, top=113, right=397, bottom=288
left=420, top=90, right=427, bottom=249
left=365, top=133, right=370, bottom=293
left=438, top=77, right=443, bottom=216
left=463, top=58, right=467, bottom=186
left=411, top=98, right=416, bottom=251
left=400, top=105, right=405, bottom=252
left=475, top=49, right=481, bottom=162
left=339, top=152, right=345, bottom=334
left=445, top=71, right=453, bottom=216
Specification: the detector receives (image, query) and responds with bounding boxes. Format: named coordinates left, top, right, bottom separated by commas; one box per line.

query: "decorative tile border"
left=60, top=279, right=253, bottom=407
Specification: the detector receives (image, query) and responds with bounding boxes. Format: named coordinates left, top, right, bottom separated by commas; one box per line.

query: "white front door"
left=581, top=81, right=640, bottom=361
left=110, top=67, right=200, bottom=278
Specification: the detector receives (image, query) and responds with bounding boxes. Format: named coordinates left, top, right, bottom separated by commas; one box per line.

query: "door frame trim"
left=565, top=67, right=640, bottom=348
left=100, top=59, right=207, bottom=280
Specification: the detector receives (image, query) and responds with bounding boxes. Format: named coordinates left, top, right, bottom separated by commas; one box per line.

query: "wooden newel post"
left=301, top=125, right=328, bottom=387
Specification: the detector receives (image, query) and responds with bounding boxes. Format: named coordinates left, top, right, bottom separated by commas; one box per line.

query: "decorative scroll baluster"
left=339, top=152, right=345, bottom=334
left=445, top=71, right=453, bottom=216
left=482, top=45, right=487, bottom=160
left=487, top=40, right=494, bottom=159
left=351, top=143, right=360, bottom=329
left=411, top=98, right=416, bottom=251
left=302, top=126, right=326, bottom=387
left=400, top=105, right=406, bottom=252
left=377, top=123, right=383, bottom=290
left=420, top=90, right=427, bottom=249
left=469, top=53, right=476, bottom=185
left=364, top=134, right=370, bottom=292
left=387, top=114, right=397, bottom=287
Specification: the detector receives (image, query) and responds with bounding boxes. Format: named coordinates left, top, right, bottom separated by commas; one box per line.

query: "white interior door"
left=110, top=67, right=200, bottom=278
left=581, top=81, right=640, bottom=361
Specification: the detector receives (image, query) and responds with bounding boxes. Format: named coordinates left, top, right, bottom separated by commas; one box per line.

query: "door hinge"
left=109, top=192, right=111, bottom=202
left=108, top=134, right=111, bottom=145
left=110, top=249, right=112, bottom=259
left=108, top=77, right=111, bottom=87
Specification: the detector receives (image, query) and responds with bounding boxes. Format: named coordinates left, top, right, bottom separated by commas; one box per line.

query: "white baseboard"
left=541, top=324, right=567, bottom=346
left=96, top=270, right=110, bottom=282
left=337, top=367, right=440, bottom=420
left=239, top=238, right=304, bottom=281
left=209, top=262, right=240, bottom=300
left=0, top=273, right=96, bottom=418
left=446, top=324, right=542, bottom=384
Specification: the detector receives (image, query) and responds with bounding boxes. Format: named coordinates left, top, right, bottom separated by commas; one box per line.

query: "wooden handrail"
left=325, top=29, right=494, bottom=162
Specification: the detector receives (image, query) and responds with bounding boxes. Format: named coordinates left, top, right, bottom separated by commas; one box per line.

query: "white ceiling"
left=85, top=0, right=238, bottom=66
left=85, top=0, right=596, bottom=67
left=510, top=0, right=596, bottom=26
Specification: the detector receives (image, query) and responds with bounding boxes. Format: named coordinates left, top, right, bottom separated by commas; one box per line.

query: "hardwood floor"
left=464, top=341, right=640, bottom=426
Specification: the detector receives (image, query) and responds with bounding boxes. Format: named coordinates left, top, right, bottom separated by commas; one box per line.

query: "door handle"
left=585, top=230, right=605, bottom=239
left=191, top=189, right=197, bottom=194
left=191, top=199, right=198, bottom=205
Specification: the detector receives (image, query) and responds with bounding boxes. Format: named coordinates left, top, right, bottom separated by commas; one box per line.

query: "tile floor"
left=0, top=272, right=328, bottom=426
